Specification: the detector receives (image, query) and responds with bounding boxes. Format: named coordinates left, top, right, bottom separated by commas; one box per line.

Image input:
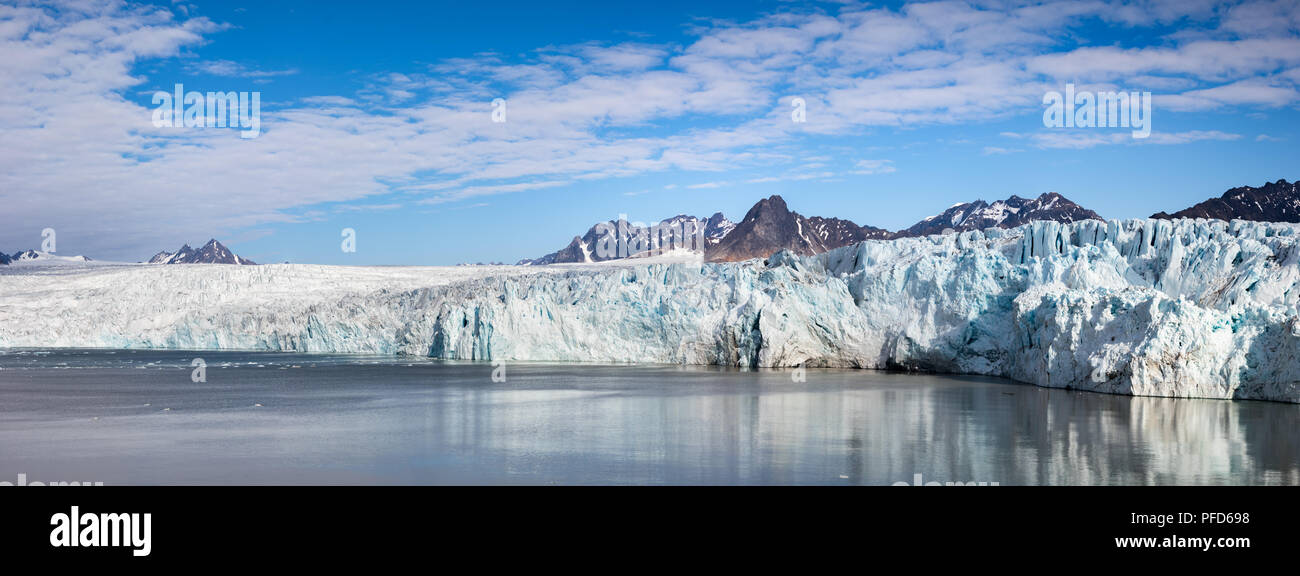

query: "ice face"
left=0, top=218, right=1297, bottom=402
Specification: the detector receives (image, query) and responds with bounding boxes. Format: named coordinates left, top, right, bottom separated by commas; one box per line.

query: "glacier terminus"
left=1, top=218, right=1297, bottom=403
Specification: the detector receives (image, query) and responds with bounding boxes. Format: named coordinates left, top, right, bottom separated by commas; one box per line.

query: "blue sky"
left=2, top=0, right=1298, bottom=265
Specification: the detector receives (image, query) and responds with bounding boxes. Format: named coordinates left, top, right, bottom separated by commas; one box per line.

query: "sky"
left=1, top=0, right=1298, bottom=265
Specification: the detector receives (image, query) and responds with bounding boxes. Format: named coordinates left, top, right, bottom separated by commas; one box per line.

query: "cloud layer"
left=1, top=0, right=1298, bottom=259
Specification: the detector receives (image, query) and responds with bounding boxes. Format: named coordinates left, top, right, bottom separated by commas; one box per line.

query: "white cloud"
left=1027, top=38, right=1300, bottom=83
left=686, top=181, right=730, bottom=189
left=188, top=59, right=298, bottom=78
left=746, top=171, right=836, bottom=183
left=1159, top=78, right=1300, bottom=110
left=850, top=159, right=896, bottom=175
left=1008, top=129, right=1240, bottom=149
left=981, top=146, right=1020, bottom=155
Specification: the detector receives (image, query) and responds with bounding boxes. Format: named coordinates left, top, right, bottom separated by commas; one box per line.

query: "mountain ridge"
left=150, top=239, right=256, bottom=265
left=896, top=192, right=1102, bottom=238
left=1, top=250, right=92, bottom=264
left=524, top=191, right=1103, bottom=264
left=519, top=214, right=735, bottom=265
left=705, top=195, right=893, bottom=262
left=1152, top=179, right=1299, bottom=223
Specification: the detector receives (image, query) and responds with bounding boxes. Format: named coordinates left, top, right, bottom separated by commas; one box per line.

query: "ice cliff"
left=0, top=218, right=1297, bottom=402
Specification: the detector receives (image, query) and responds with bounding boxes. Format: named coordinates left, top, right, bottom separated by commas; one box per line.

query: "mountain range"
left=4, top=180, right=1296, bottom=267
left=0, top=239, right=253, bottom=267
left=149, top=239, right=256, bottom=265
left=705, top=195, right=894, bottom=262
left=519, top=213, right=736, bottom=265
left=523, top=179, right=1297, bottom=264
left=0, top=251, right=92, bottom=265
left=897, top=192, right=1102, bottom=238
left=1152, top=179, right=1299, bottom=222
left=523, top=191, right=1104, bottom=264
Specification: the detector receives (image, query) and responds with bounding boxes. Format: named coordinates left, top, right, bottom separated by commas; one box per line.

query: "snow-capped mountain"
left=521, top=195, right=891, bottom=265
left=522, top=192, right=1097, bottom=264
left=807, top=215, right=893, bottom=248
left=702, top=212, right=736, bottom=246
left=5, top=250, right=92, bottom=264
left=149, top=239, right=256, bottom=265
left=519, top=213, right=736, bottom=265
left=897, top=192, right=1102, bottom=238
left=0, top=252, right=10, bottom=265
left=1152, top=179, right=1300, bottom=223
left=147, top=250, right=179, bottom=264
left=706, top=196, right=891, bottom=262
left=2, top=218, right=1297, bottom=403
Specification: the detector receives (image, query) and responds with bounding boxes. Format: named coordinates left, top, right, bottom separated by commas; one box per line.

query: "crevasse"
left=1, top=218, right=1296, bottom=402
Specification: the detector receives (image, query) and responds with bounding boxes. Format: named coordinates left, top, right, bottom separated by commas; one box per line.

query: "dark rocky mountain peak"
left=150, top=239, right=256, bottom=265
left=706, top=195, right=890, bottom=262
left=1152, top=179, right=1299, bottom=223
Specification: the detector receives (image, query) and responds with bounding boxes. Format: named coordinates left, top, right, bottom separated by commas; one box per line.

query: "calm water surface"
left=0, top=349, right=1295, bottom=485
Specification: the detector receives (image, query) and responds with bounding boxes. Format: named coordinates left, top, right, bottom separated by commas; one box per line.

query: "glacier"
left=1, top=218, right=1297, bottom=403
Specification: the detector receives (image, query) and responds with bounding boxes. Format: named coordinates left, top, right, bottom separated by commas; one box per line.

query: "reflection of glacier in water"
left=0, top=350, right=1294, bottom=485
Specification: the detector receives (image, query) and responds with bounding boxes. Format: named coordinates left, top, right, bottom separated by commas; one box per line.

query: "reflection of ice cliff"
left=0, top=218, right=1297, bottom=402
